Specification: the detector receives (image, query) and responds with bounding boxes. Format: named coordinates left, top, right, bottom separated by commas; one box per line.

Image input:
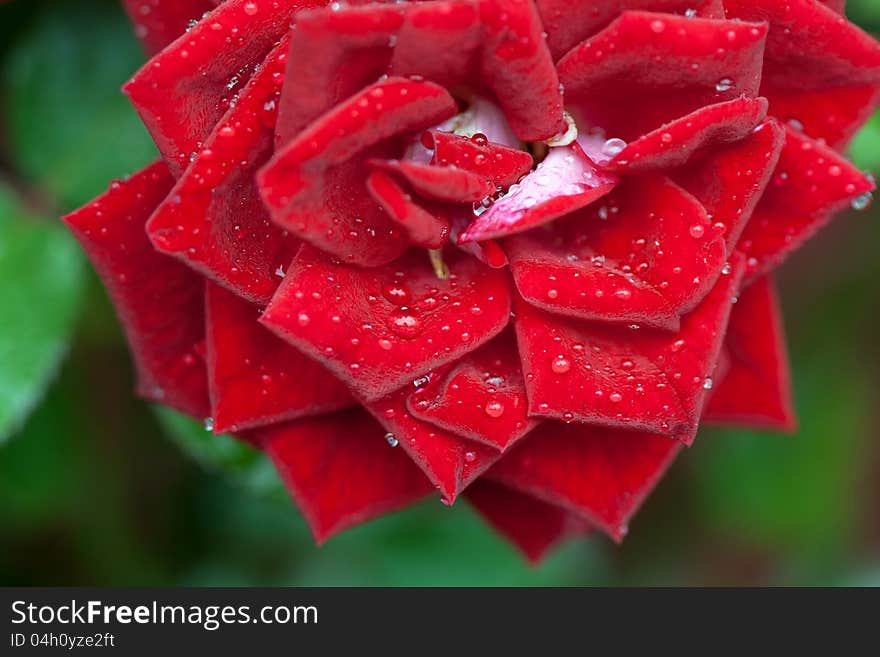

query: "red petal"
left=366, top=385, right=500, bottom=503
left=146, top=39, right=298, bottom=304
left=259, top=77, right=458, bottom=266
left=259, top=409, right=433, bottom=543
left=537, top=0, right=724, bottom=60
left=426, top=131, right=534, bottom=188
left=705, top=275, right=797, bottom=431
left=407, top=331, right=539, bottom=451
left=605, top=97, right=769, bottom=173
left=507, top=176, right=727, bottom=331
left=449, top=207, right=511, bottom=268
left=819, top=0, right=846, bottom=13
left=389, top=0, right=483, bottom=84
left=370, top=159, right=495, bottom=204
left=674, top=119, right=786, bottom=252
left=460, top=144, right=617, bottom=242
left=123, top=0, right=221, bottom=54
left=124, top=0, right=317, bottom=174
left=478, top=0, right=565, bottom=141
left=365, top=170, right=452, bottom=249
left=261, top=245, right=512, bottom=401
left=726, top=0, right=880, bottom=148
left=62, top=162, right=209, bottom=417
left=738, top=125, right=874, bottom=281
left=466, top=480, right=591, bottom=563
left=487, top=422, right=681, bottom=541
left=512, top=255, right=744, bottom=443
left=276, top=1, right=481, bottom=144
left=205, top=282, right=352, bottom=433
left=559, top=12, right=767, bottom=142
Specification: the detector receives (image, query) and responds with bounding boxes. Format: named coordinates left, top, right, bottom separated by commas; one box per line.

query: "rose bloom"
left=64, top=0, right=878, bottom=561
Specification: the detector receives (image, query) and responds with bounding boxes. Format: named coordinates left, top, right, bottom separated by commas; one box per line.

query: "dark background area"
left=0, top=0, right=878, bottom=586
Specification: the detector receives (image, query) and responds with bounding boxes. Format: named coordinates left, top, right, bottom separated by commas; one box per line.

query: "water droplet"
left=715, top=78, right=734, bottom=92
left=203, top=417, right=215, bottom=432
left=689, top=223, right=706, bottom=238
left=382, top=282, right=412, bottom=306
left=297, top=312, right=311, bottom=327
left=385, top=432, right=399, bottom=447
left=703, top=377, right=714, bottom=390
left=551, top=356, right=571, bottom=374
left=388, top=308, right=423, bottom=339
left=484, top=400, right=505, bottom=418
left=601, top=138, right=627, bottom=159
left=852, top=191, right=873, bottom=211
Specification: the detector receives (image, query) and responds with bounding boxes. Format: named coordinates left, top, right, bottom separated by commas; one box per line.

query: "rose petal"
left=146, top=39, right=298, bottom=303
left=606, top=97, right=769, bottom=173
left=370, top=159, right=495, bottom=204
left=478, top=0, right=565, bottom=141
left=124, top=0, right=317, bottom=174
left=460, top=144, right=617, bottom=242
left=486, top=422, right=681, bottom=541
left=407, top=330, right=539, bottom=451
left=366, top=385, right=500, bottom=503
left=738, top=125, right=875, bottom=281
left=726, top=0, right=880, bottom=148
left=537, top=0, right=724, bottom=60
left=512, top=254, right=745, bottom=443
left=259, top=409, right=433, bottom=543
left=705, top=275, right=797, bottom=431
left=276, top=1, right=481, bottom=144
left=205, top=282, right=353, bottom=433
left=674, top=119, right=786, bottom=252
left=507, top=176, right=727, bottom=331
left=365, top=170, right=452, bottom=249
left=62, top=162, right=209, bottom=417
left=466, top=480, right=591, bottom=563
left=261, top=245, right=512, bottom=401
left=123, top=0, right=222, bottom=54
left=259, top=77, right=458, bottom=266
left=819, top=0, right=846, bottom=13
left=426, top=131, right=534, bottom=188
left=559, top=12, right=767, bottom=142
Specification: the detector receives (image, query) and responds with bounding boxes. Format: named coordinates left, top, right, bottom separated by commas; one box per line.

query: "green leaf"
left=2, top=1, right=157, bottom=210
left=154, top=407, right=287, bottom=500
left=849, top=111, right=880, bottom=172
left=0, top=186, right=85, bottom=443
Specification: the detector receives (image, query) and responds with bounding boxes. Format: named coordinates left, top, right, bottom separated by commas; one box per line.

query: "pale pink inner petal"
left=577, top=131, right=628, bottom=165
left=459, top=143, right=618, bottom=241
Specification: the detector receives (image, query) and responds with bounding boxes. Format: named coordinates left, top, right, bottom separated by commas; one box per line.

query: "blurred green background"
left=0, top=0, right=878, bottom=587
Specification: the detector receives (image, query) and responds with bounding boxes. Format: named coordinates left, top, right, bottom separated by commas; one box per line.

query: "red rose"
left=64, top=0, right=878, bottom=561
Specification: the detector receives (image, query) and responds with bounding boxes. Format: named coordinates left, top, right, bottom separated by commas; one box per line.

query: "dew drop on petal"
left=387, top=308, right=423, bottom=339
left=551, top=356, right=571, bottom=374
left=485, top=400, right=505, bottom=418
